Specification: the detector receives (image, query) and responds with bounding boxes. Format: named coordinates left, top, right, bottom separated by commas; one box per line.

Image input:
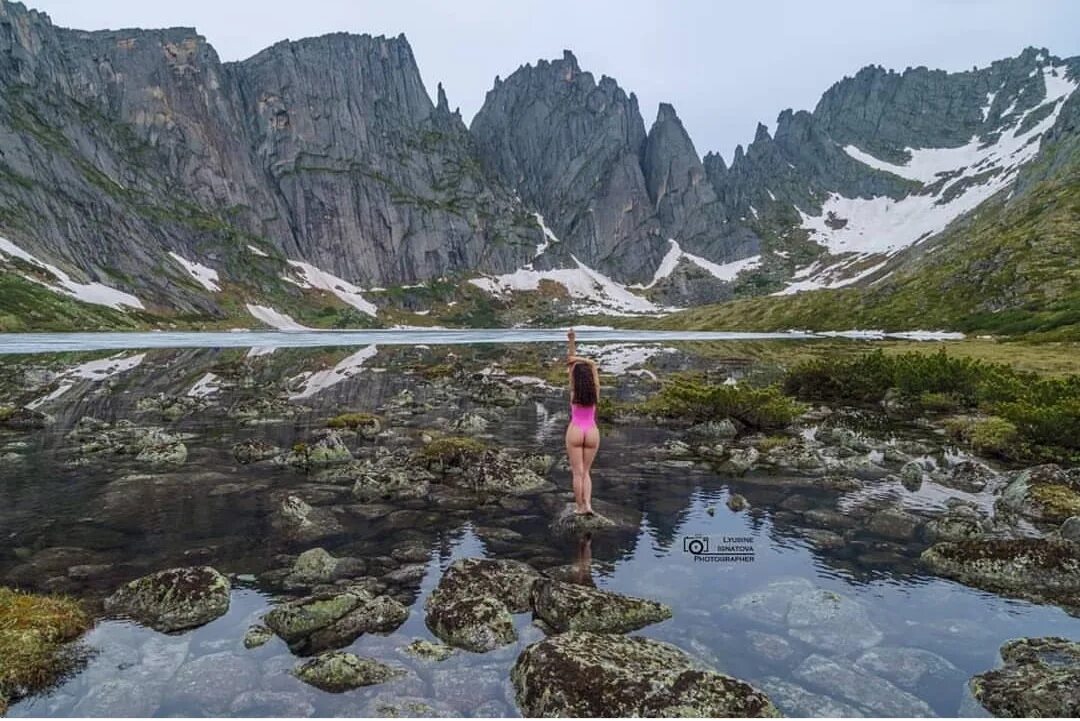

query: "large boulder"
left=263, top=585, right=407, bottom=655
left=424, top=558, right=541, bottom=652
left=920, top=538, right=1080, bottom=607
left=997, top=464, right=1080, bottom=524
left=970, top=637, right=1080, bottom=717
left=293, top=651, right=403, bottom=692
left=104, top=566, right=230, bottom=632
left=530, top=578, right=671, bottom=634
left=511, top=632, right=779, bottom=717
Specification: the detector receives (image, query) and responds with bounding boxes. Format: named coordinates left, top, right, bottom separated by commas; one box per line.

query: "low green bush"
left=786, top=349, right=1080, bottom=462
left=944, top=415, right=1020, bottom=459
left=642, top=375, right=807, bottom=431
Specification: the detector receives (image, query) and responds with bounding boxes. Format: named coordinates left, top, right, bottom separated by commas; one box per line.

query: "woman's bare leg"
left=581, top=428, right=600, bottom=513
left=566, top=425, right=587, bottom=512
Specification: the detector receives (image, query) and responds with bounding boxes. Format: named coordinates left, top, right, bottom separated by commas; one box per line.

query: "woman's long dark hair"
left=571, top=362, right=598, bottom=406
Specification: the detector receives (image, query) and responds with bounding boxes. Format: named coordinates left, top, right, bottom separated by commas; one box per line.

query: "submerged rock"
left=293, top=651, right=402, bottom=692
left=263, top=585, right=407, bottom=655
left=511, top=631, right=779, bottom=717
left=760, top=677, right=863, bottom=717
left=1061, top=516, right=1080, bottom=543
left=970, top=637, right=1080, bottom=717
left=530, top=578, right=672, bottom=634
left=920, top=538, right=1080, bottom=605
left=923, top=504, right=989, bottom=543
left=866, top=506, right=921, bottom=540
left=104, top=566, right=230, bottom=632
left=786, top=587, right=883, bottom=654
left=793, top=653, right=933, bottom=716
left=854, top=646, right=963, bottom=690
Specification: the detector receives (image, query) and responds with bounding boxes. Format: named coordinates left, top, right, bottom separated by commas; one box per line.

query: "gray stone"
left=794, top=654, right=933, bottom=716
left=970, top=637, right=1080, bottom=717
left=104, top=566, right=230, bottom=633
left=293, top=652, right=403, bottom=692
left=530, top=578, right=672, bottom=634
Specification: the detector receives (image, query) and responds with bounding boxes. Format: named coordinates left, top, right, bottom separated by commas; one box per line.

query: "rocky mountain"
left=0, top=0, right=1076, bottom=332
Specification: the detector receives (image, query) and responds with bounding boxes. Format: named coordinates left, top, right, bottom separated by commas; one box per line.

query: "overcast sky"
left=25, top=0, right=1080, bottom=161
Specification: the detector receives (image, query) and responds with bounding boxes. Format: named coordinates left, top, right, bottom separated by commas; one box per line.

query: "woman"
left=565, top=328, right=599, bottom=515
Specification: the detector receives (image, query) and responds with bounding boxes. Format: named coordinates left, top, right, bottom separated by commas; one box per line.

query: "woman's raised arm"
left=566, top=327, right=577, bottom=360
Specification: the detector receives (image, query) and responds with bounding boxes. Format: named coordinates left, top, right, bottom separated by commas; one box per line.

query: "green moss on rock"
left=293, top=651, right=402, bottom=693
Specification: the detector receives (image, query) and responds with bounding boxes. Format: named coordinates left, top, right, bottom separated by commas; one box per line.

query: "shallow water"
left=1, top=339, right=1075, bottom=717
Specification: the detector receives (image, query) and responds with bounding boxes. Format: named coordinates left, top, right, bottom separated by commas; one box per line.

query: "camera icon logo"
left=683, top=534, right=710, bottom=555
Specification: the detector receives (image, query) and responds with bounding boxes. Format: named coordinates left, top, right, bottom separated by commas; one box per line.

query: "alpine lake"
left=1, top=330, right=1078, bottom=717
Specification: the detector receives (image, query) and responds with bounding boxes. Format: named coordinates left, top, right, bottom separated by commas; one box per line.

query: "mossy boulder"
left=511, top=631, right=780, bottom=717
left=326, top=412, right=381, bottom=438
left=263, top=585, right=407, bottom=655
left=970, top=637, right=1080, bottom=717
left=293, top=651, right=402, bottom=692
left=921, top=538, right=1080, bottom=606
left=997, top=464, right=1080, bottom=524
left=0, top=588, right=90, bottom=707
left=232, top=439, right=281, bottom=464
left=401, top=638, right=454, bottom=662
left=278, top=430, right=353, bottom=470
left=530, top=578, right=671, bottom=634
left=424, top=558, right=541, bottom=652
left=104, top=566, right=230, bottom=632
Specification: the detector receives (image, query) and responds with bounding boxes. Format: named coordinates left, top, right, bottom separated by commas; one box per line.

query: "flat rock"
left=970, top=636, right=1080, bottom=717
left=104, top=566, right=230, bottom=633
left=512, top=631, right=780, bottom=717
left=794, top=653, right=933, bottom=717
left=293, top=651, right=403, bottom=692
left=530, top=577, right=671, bottom=634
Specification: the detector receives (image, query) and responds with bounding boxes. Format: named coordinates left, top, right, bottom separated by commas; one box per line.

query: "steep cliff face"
left=0, top=1, right=542, bottom=325
left=470, top=51, right=663, bottom=281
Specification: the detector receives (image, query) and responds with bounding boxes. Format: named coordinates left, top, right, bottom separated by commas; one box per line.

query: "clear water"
left=1, top=338, right=1075, bottom=717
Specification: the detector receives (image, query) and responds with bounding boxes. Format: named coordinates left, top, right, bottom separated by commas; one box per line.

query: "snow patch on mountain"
left=285, top=260, right=377, bottom=316
left=470, top=256, right=668, bottom=316
left=0, top=236, right=144, bottom=310
left=640, top=240, right=762, bottom=288
left=529, top=212, right=560, bottom=263
left=245, top=303, right=309, bottom=330
left=781, top=63, right=1077, bottom=295
left=169, top=252, right=221, bottom=292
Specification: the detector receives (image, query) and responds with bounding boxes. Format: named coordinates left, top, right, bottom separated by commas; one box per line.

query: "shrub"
left=0, top=588, right=91, bottom=703
left=643, top=376, right=807, bottom=430
left=945, top=415, right=1020, bottom=458
left=420, top=435, right=487, bottom=465
left=918, top=392, right=963, bottom=413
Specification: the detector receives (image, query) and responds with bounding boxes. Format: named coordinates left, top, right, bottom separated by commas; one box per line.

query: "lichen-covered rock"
left=401, top=638, right=454, bottom=662
left=293, top=651, right=402, bottom=692
left=424, top=558, right=541, bottom=651
left=923, top=504, right=988, bottom=543
left=687, top=419, right=738, bottom=440
left=271, top=495, right=345, bottom=543
left=511, top=631, right=780, bottom=717
left=921, top=538, right=1080, bottom=606
left=243, top=624, right=274, bottom=649
left=425, top=594, right=516, bottom=653
left=936, top=459, right=996, bottom=492
left=727, top=494, right=749, bottom=512
left=550, top=503, right=618, bottom=534
left=278, top=431, right=353, bottom=470
left=104, top=566, right=230, bottom=632
left=232, top=439, right=281, bottom=464
left=997, top=464, right=1080, bottom=524
left=970, top=637, right=1080, bottom=717
left=263, top=585, right=407, bottom=655
left=724, top=447, right=760, bottom=474
left=530, top=578, right=672, bottom=634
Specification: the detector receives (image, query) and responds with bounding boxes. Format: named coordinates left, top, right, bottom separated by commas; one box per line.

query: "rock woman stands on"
left=565, top=328, right=599, bottom=515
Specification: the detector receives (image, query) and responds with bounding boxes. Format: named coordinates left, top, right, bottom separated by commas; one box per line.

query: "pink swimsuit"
left=570, top=403, right=597, bottom=432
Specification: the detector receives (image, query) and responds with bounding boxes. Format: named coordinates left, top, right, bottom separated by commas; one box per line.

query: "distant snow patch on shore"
left=169, top=252, right=221, bottom=292
left=0, top=236, right=144, bottom=309
left=245, top=304, right=309, bottom=330
left=285, top=260, right=377, bottom=316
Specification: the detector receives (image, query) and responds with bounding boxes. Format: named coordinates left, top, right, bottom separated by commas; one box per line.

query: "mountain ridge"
left=0, top=0, right=1076, bottom=332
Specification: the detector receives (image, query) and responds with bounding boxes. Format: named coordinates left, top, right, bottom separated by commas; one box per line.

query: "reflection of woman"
left=574, top=532, right=593, bottom=585
left=565, top=328, right=599, bottom=515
